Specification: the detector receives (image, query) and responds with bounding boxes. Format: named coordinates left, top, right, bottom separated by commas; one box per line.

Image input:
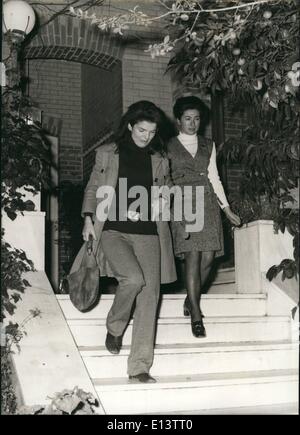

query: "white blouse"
left=177, top=132, right=229, bottom=209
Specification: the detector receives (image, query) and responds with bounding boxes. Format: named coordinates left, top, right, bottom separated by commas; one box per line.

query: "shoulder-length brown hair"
left=114, top=100, right=167, bottom=155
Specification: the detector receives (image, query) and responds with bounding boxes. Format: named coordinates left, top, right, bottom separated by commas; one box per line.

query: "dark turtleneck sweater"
left=102, top=138, right=158, bottom=235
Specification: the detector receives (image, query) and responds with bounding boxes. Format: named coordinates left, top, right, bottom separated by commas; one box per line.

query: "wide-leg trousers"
left=100, top=230, right=161, bottom=376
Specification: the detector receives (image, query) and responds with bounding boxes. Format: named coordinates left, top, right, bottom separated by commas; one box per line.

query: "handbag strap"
left=79, top=235, right=94, bottom=267
left=92, top=150, right=110, bottom=264
left=80, top=148, right=111, bottom=268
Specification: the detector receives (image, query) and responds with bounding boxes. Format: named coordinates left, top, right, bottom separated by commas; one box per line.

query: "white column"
left=47, top=135, right=59, bottom=291
left=2, top=210, right=45, bottom=271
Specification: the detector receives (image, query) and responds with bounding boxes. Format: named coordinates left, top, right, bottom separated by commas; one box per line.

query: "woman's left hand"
left=152, top=196, right=169, bottom=221
left=223, top=207, right=241, bottom=226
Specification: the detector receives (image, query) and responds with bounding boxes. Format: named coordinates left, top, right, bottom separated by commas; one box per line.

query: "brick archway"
left=24, top=15, right=123, bottom=70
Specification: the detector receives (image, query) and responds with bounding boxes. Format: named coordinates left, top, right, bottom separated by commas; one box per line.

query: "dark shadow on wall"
left=157, top=109, right=177, bottom=146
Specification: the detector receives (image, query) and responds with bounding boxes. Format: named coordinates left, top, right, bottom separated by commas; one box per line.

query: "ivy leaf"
left=4, top=301, right=16, bottom=315
left=24, top=200, right=35, bottom=211
left=19, top=252, right=28, bottom=261
left=53, top=394, right=81, bottom=414
left=266, top=265, right=278, bottom=281
left=11, top=293, right=22, bottom=303
left=5, top=322, right=19, bottom=335
left=279, top=221, right=286, bottom=233
left=291, top=305, right=298, bottom=319
left=4, top=209, right=17, bottom=221
left=282, top=269, right=286, bottom=280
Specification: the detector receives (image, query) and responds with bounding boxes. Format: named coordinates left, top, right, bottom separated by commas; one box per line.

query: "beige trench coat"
left=69, top=143, right=177, bottom=284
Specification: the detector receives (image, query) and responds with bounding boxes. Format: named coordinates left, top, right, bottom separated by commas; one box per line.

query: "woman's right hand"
left=82, top=216, right=97, bottom=242
left=223, top=206, right=241, bottom=227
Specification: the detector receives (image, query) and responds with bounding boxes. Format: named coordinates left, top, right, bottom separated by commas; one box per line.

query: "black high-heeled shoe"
left=183, top=297, right=205, bottom=318
left=191, top=319, right=206, bottom=338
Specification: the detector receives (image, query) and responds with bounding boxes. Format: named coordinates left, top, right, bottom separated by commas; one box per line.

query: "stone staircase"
left=57, top=268, right=298, bottom=414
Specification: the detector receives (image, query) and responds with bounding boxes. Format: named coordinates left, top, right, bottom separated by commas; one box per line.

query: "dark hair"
left=115, top=100, right=166, bottom=154
left=173, top=96, right=210, bottom=134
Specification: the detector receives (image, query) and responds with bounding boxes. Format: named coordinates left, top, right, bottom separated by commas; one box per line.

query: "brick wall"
left=82, top=61, right=122, bottom=180
left=82, top=62, right=121, bottom=149
left=28, top=58, right=123, bottom=182
left=25, top=15, right=123, bottom=69
left=28, top=59, right=83, bottom=277
left=122, top=48, right=174, bottom=118
left=224, top=100, right=249, bottom=196
left=99, top=0, right=167, bottom=39
left=83, top=129, right=115, bottom=182
left=28, top=59, right=83, bottom=182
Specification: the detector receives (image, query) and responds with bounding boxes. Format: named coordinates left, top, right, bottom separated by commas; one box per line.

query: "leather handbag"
left=66, top=237, right=100, bottom=312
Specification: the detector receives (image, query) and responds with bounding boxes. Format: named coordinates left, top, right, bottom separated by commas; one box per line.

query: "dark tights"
left=184, top=251, right=215, bottom=321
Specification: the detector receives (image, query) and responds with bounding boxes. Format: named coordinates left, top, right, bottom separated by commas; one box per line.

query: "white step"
left=80, top=341, right=298, bottom=379
left=214, top=267, right=235, bottom=284
left=67, top=316, right=291, bottom=347
left=205, top=281, right=237, bottom=293
left=57, top=293, right=266, bottom=320
left=153, top=402, right=299, bottom=415
left=181, top=279, right=237, bottom=294
left=93, top=369, right=298, bottom=414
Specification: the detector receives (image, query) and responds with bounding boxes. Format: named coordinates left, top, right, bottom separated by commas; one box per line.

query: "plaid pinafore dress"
left=167, top=136, right=224, bottom=259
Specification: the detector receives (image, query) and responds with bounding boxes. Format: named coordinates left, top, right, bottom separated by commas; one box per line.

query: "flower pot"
left=234, top=220, right=294, bottom=293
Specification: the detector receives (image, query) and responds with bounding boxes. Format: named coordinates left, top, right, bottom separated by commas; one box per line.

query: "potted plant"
left=220, top=113, right=299, bottom=293
left=1, top=74, right=50, bottom=413
left=1, top=82, right=51, bottom=270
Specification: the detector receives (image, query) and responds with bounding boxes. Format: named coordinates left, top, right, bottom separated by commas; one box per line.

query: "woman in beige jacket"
left=70, top=101, right=176, bottom=383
